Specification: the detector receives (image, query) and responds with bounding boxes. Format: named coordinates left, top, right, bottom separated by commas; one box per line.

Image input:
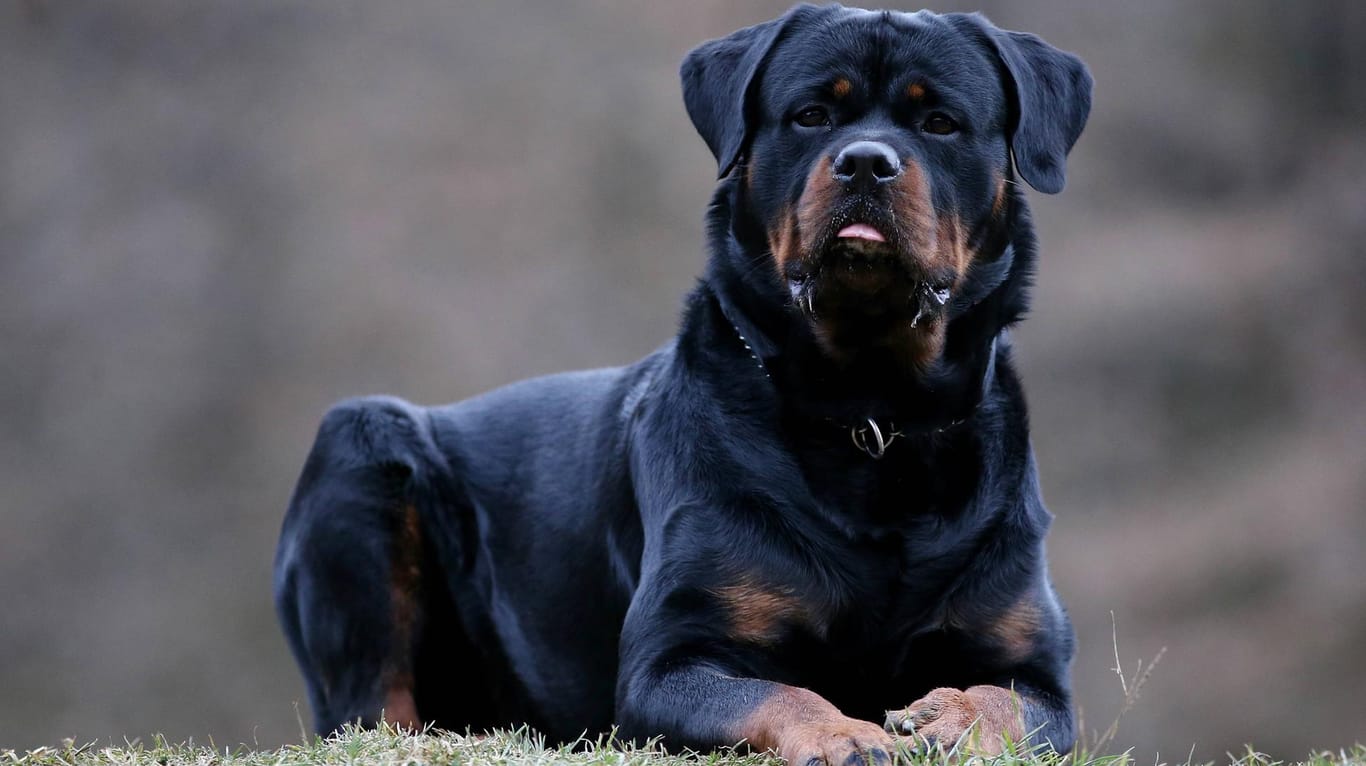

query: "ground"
left=5, top=728, right=1362, bottom=766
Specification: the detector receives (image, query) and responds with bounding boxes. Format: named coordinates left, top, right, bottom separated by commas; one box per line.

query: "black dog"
left=274, top=5, right=1091, bottom=762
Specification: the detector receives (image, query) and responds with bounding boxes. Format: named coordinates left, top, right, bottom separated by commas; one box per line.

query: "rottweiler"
left=274, top=4, right=1092, bottom=762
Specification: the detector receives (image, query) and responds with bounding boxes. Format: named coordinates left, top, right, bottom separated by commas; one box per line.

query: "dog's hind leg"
left=273, top=396, right=449, bottom=735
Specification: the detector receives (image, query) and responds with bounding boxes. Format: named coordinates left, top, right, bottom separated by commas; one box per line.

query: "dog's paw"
left=775, top=716, right=894, bottom=766
left=884, top=686, right=1026, bottom=756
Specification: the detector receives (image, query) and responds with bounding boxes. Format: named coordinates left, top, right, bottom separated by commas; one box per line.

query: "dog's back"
left=274, top=352, right=667, bottom=737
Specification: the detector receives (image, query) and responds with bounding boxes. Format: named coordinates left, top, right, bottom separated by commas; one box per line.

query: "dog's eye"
left=923, top=113, right=959, bottom=135
left=793, top=106, right=831, bottom=129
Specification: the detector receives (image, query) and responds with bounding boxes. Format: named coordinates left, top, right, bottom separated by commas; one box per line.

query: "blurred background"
left=2, top=0, right=1363, bottom=759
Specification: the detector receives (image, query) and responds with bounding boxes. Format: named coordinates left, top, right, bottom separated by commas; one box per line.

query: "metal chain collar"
left=729, top=321, right=971, bottom=460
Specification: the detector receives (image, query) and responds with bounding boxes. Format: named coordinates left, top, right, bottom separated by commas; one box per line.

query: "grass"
left=5, top=630, right=1359, bottom=766
left=4, top=728, right=1363, bottom=766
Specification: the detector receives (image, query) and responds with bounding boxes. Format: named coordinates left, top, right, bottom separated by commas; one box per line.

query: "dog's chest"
left=832, top=529, right=966, bottom=626
left=796, top=461, right=986, bottom=645
left=797, top=432, right=980, bottom=518
left=772, top=547, right=966, bottom=707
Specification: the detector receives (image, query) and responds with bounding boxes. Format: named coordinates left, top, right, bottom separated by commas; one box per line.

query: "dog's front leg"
left=881, top=577, right=1078, bottom=755
left=615, top=559, right=892, bottom=765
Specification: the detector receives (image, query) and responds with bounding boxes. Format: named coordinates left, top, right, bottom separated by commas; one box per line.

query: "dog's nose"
left=832, top=141, right=902, bottom=191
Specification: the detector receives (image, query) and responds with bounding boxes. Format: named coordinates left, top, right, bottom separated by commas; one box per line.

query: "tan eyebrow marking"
left=832, top=77, right=852, bottom=99
left=907, top=82, right=927, bottom=101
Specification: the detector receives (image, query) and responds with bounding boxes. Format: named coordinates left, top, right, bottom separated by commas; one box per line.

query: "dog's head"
left=683, top=5, right=1091, bottom=368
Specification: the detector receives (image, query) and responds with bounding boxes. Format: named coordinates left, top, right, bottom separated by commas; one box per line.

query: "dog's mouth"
left=834, top=222, right=887, bottom=244
left=786, top=208, right=952, bottom=329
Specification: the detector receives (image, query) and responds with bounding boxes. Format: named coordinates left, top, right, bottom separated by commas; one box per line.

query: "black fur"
left=275, top=4, right=1092, bottom=759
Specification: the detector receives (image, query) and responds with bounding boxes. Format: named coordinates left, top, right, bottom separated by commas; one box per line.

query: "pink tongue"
left=836, top=223, right=885, bottom=242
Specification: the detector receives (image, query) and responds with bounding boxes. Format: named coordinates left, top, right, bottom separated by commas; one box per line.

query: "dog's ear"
left=954, top=14, right=1092, bottom=194
left=680, top=5, right=825, bottom=179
